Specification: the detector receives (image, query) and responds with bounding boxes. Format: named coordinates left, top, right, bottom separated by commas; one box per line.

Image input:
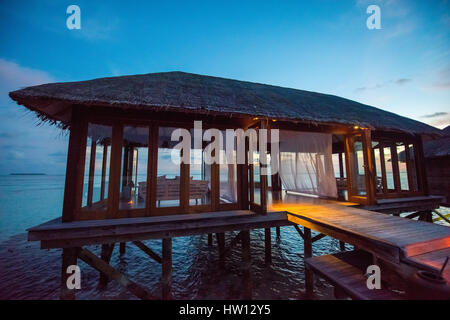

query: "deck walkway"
left=29, top=201, right=450, bottom=284
left=270, top=202, right=450, bottom=282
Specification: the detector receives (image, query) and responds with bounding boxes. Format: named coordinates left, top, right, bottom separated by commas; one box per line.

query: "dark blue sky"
left=0, top=0, right=449, bottom=174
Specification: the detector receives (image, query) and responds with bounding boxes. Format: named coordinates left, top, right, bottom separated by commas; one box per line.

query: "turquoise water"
left=0, top=175, right=447, bottom=300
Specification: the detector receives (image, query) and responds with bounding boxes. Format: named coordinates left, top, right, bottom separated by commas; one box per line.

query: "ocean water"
left=0, top=175, right=447, bottom=300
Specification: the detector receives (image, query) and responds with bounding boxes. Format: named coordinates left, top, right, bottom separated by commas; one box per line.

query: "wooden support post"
left=162, top=238, right=172, bottom=300
left=62, top=107, right=87, bottom=222
left=119, top=242, right=126, bottom=255
left=99, top=243, right=115, bottom=287
left=304, top=227, right=314, bottom=299
left=207, top=233, right=213, bottom=246
left=241, top=230, right=252, bottom=299
left=264, top=228, right=272, bottom=264
left=276, top=226, right=281, bottom=239
left=339, top=241, right=346, bottom=251
left=60, top=247, right=78, bottom=300
left=78, top=247, right=153, bottom=299
left=216, top=233, right=225, bottom=261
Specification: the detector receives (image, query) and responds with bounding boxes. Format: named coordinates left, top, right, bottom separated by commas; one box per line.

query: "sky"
left=0, top=0, right=449, bottom=174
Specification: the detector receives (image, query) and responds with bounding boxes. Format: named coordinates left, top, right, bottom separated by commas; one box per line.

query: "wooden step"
left=305, top=250, right=404, bottom=300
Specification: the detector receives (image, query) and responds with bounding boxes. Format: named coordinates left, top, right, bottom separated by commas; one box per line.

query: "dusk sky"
left=0, top=0, right=449, bottom=174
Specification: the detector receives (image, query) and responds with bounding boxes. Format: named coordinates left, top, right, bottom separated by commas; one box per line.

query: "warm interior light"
left=128, top=200, right=133, bottom=205
left=354, top=125, right=359, bottom=129
left=253, top=117, right=259, bottom=120
left=272, top=119, right=277, bottom=122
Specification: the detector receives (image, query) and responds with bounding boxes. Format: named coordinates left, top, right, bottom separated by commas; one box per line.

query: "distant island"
left=10, top=173, right=47, bottom=176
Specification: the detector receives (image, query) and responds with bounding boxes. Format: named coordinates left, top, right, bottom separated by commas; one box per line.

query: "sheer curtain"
left=279, top=130, right=337, bottom=198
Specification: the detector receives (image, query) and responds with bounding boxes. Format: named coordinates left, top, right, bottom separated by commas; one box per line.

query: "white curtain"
left=279, top=130, right=337, bottom=198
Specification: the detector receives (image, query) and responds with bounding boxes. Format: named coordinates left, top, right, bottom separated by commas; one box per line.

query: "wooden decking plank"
left=306, top=252, right=404, bottom=300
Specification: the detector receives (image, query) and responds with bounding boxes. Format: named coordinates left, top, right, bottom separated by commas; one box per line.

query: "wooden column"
left=241, top=230, right=252, bottom=299
left=100, top=144, right=108, bottom=201
left=87, top=138, right=96, bottom=207
left=62, top=106, right=87, bottom=222
left=99, top=243, right=115, bottom=287
left=119, top=242, right=126, bottom=255
left=162, top=238, right=172, bottom=300
left=362, top=130, right=376, bottom=205
left=338, top=152, right=344, bottom=178
left=108, top=124, right=123, bottom=218
left=216, top=233, right=225, bottom=261
left=390, top=145, right=401, bottom=193
left=60, top=247, right=78, bottom=300
left=276, top=226, right=281, bottom=239
left=304, top=227, right=314, bottom=299
left=339, top=241, right=346, bottom=251
left=264, top=228, right=272, bottom=264
left=207, top=234, right=213, bottom=246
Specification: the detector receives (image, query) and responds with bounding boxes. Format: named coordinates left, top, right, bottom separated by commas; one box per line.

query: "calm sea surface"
left=0, top=175, right=447, bottom=300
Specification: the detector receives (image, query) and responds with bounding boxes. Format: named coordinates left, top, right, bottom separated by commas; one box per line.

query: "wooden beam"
left=78, top=247, right=153, bottom=299
left=338, top=152, right=344, bottom=178
left=265, top=228, right=272, bottom=264
left=207, top=233, right=213, bottom=246
left=119, top=242, right=126, bottom=255
left=362, top=130, right=376, bottom=205
left=99, top=243, right=115, bottom=287
left=132, top=241, right=162, bottom=263
left=390, top=145, right=401, bottom=193
left=293, top=224, right=305, bottom=240
left=222, top=231, right=242, bottom=256
left=379, top=145, right=388, bottom=194
left=241, top=230, right=252, bottom=299
left=162, top=238, right=172, bottom=300
left=60, top=247, right=78, bottom=300
left=108, top=124, right=123, bottom=218
left=276, top=226, right=281, bottom=239
left=312, top=233, right=327, bottom=243
left=216, top=232, right=226, bottom=261
left=62, top=106, right=87, bottom=222
left=304, top=227, right=314, bottom=299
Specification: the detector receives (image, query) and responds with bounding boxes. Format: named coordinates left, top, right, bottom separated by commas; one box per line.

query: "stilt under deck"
left=28, top=202, right=450, bottom=300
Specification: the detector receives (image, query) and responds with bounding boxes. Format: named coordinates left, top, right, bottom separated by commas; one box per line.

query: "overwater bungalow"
left=423, top=127, right=450, bottom=207
left=9, top=72, right=450, bottom=300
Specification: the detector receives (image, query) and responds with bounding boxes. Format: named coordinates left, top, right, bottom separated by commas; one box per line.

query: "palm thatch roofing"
left=9, top=71, right=440, bottom=135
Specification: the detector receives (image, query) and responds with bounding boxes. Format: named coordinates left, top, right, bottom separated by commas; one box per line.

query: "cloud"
left=422, top=112, right=448, bottom=118
left=0, top=58, right=54, bottom=94
left=354, top=78, right=412, bottom=92
left=395, top=78, right=412, bottom=85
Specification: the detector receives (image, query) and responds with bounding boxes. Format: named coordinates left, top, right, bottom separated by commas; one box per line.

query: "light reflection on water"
left=0, top=175, right=448, bottom=300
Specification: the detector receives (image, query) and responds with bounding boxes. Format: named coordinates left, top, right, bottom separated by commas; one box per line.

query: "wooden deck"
left=271, top=202, right=450, bottom=282
left=28, top=210, right=291, bottom=249
left=361, top=195, right=444, bottom=214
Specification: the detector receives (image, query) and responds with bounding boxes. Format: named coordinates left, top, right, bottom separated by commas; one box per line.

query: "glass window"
left=190, top=130, right=212, bottom=206
left=351, top=138, right=366, bottom=196
left=397, top=144, right=409, bottom=191
left=82, top=124, right=112, bottom=211
left=252, top=151, right=261, bottom=204
left=383, top=146, right=394, bottom=190
left=119, top=126, right=149, bottom=210
left=219, top=131, right=237, bottom=204
left=157, top=127, right=180, bottom=208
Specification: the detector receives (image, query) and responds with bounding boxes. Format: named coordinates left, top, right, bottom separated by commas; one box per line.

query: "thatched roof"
left=9, top=71, right=440, bottom=135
